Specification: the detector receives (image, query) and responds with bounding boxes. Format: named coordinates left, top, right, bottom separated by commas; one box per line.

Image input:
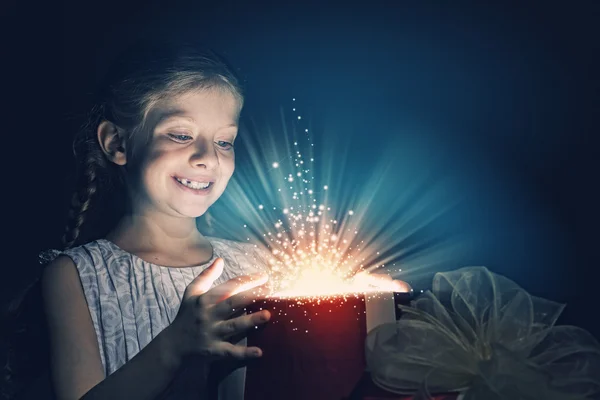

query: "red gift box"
left=245, top=294, right=367, bottom=399
left=244, top=293, right=439, bottom=400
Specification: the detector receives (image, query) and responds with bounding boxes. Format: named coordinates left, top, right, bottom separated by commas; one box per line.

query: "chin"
left=174, top=204, right=212, bottom=219
left=189, top=208, right=212, bottom=219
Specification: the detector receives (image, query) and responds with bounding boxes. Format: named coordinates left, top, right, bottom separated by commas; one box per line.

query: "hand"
left=164, top=258, right=271, bottom=366
left=353, top=270, right=412, bottom=292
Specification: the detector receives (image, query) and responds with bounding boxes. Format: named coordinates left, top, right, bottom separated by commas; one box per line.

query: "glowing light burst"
left=207, top=98, right=467, bottom=297
left=247, top=117, right=373, bottom=296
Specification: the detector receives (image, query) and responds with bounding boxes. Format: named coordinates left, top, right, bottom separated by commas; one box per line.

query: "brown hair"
left=62, top=39, right=244, bottom=249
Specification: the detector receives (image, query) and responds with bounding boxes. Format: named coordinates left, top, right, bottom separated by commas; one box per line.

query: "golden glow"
left=272, top=268, right=405, bottom=298
left=233, top=99, right=417, bottom=299
left=259, top=211, right=409, bottom=298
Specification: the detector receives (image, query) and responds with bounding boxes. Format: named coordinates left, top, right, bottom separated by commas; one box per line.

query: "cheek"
left=141, top=160, right=173, bottom=194
left=221, top=154, right=235, bottom=177
left=228, top=158, right=235, bottom=176
left=221, top=168, right=234, bottom=187
left=137, top=148, right=167, bottom=177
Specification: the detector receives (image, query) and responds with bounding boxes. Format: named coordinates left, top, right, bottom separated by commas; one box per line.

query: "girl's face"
left=128, top=89, right=240, bottom=219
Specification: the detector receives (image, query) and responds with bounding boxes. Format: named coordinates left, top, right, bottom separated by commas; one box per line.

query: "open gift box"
left=242, top=292, right=460, bottom=400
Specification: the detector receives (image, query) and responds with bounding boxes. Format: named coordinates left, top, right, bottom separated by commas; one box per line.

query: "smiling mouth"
left=174, top=177, right=213, bottom=190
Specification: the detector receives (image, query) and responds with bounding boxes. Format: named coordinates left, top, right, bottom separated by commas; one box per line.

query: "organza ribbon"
left=365, top=267, right=600, bottom=400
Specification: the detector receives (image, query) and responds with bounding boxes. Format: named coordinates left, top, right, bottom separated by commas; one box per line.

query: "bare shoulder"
left=41, top=255, right=105, bottom=400
left=41, top=255, right=82, bottom=297
left=41, top=255, right=95, bottom=314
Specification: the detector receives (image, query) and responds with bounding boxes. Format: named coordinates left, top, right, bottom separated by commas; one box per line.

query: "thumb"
left=392, top=279, right=412, bottom=293
left=184, top=258, right=225, bottom=299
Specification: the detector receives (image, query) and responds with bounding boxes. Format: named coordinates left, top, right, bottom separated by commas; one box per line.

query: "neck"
left=106, top=208, right=206, bottom=254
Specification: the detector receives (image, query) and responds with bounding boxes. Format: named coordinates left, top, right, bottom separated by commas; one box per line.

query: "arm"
left=41, top=256, right=183, bottom=400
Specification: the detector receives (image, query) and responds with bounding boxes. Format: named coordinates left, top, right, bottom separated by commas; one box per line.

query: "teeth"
left=176, top=177, right=210, bottom=190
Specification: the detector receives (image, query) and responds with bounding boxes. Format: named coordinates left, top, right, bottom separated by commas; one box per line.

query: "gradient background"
left=4, top=0, right=599, bottom=344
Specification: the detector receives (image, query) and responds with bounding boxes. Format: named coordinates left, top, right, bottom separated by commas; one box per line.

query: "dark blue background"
left=5, top=0, right=599, bottom=338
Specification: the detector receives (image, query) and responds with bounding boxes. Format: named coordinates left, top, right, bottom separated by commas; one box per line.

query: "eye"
left=216, top=141, right=234, bottom=150
left=168, top=133, right=193, bottom=142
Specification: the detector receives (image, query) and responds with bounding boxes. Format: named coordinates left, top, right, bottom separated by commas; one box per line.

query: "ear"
left=97, top=120, right=127, bottom=166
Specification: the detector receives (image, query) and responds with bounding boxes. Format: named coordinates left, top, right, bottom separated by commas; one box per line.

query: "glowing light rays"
left=206, top=98, right=468, bottom=296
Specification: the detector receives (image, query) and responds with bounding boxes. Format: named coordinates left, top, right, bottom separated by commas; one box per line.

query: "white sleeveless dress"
left=54, top=236, right=270, bottom=399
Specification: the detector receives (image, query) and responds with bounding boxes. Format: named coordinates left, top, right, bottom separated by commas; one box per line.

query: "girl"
left=38, top=39, right=273, bottom=399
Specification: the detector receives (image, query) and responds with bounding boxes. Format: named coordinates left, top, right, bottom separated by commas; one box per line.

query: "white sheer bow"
left=365, top=267, right=600, bottom=399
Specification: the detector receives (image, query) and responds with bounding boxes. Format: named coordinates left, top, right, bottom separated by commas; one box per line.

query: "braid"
left=61, top=140, right=105, bottom=250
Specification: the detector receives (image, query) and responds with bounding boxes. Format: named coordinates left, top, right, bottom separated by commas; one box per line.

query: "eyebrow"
left=154, top=109, right=196, bottom=126
left=153, top=108, right=237, bottom=128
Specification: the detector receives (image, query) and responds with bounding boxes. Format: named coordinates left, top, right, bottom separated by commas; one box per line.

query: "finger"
left=224, top=330, right=249, bottom=347
left=393, top=279, right=412, bottom=293
left=184, top=258, right=225, bottom=299
left=213, top=310, right=271, bottom=339
left=354, top=271, right=392, bottom=287
left=354, top=272, right=412, bottom=293
left=211, top=282, right=271, bottom=319
left=203, top=273, right=269, bottom=306
left=227, top=306, right=247, bottom=321
left=212, top=341, right=263, bottom=360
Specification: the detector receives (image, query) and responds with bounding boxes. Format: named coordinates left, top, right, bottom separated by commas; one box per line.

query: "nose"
left=189, top=138, right=219, bottom=169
